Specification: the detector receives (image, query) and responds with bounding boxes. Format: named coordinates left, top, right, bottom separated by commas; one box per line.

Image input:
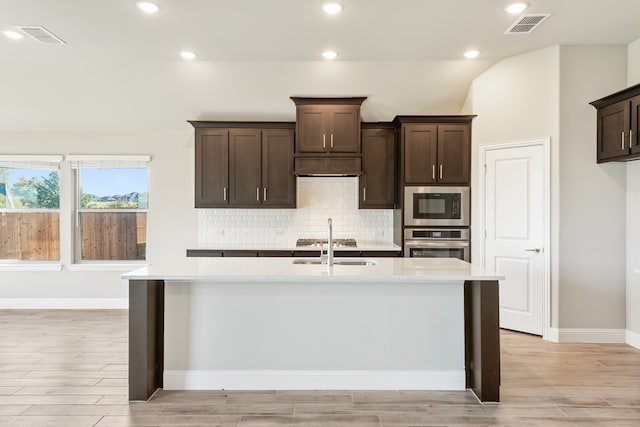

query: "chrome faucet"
left=327, top=218, right=333, bottom=267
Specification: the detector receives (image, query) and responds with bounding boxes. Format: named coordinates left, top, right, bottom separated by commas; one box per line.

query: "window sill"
left=66, top=263, right=148, bottom=272
left=0, top=263, right=63, bottom=272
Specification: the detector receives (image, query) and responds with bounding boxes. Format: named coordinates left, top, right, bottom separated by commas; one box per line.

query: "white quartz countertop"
left=187, top=243, right=402, bottom=252
left=123, top=257, right=503, bottom=283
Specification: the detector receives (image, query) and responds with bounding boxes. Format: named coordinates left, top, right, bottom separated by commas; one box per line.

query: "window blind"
left=0, top=155, right=63, bottom=170
left=66, top=155, right=150, bottom=169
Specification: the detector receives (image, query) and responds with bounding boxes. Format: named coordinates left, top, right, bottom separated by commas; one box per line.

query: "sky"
left=4, top=168, right=49, bottom=184
left=79, top=168, right=148, bottom=197
left=3, top=168, right=148, bottom=197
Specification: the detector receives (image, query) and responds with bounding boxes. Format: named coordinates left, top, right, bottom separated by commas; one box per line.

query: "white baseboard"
left=548, top=327, right=626, bottom=343
left=163, top=370, right=466, bottom=391
left=546, top=327, right=559, bottom=342
left=626, top=329, right=640, bottom=349
left=0, top=298, right=128, bottom=309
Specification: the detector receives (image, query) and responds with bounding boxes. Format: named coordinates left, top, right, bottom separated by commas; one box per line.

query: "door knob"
left=525, top=248, right=541, bottom=253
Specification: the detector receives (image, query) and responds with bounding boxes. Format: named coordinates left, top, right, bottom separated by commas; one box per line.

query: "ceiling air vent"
left=17, top=26, right=66, bottom=44
left=504, top=14, right=551, bottom=34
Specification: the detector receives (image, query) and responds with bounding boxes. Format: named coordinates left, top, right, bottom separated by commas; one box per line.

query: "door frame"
left=477, top=138, right=551, bottom=340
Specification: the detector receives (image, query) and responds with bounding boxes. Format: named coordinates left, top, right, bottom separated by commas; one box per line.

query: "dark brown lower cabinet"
left=186, top=250, right=401, bottom=258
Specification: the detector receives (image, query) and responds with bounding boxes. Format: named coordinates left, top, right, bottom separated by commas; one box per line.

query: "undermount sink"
left=292, top=259, right=377, bottom=266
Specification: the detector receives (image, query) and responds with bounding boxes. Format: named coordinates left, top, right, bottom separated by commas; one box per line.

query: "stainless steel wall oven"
left=403, top=228, right=470, bottom=261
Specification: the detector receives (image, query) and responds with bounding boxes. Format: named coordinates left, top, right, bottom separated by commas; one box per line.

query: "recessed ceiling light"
left=464, top=50, right=480, bottom=59
left=136, top=1, right=160, bottom=14
left=321, top=2, right=343, bottom=15
left=322, top=50, right=338, bottom=60
left=505, top=2, right=528, bottom=14
left=2, top=30, right=24, bottom=40
left=180, top=51, right=197, bottom=60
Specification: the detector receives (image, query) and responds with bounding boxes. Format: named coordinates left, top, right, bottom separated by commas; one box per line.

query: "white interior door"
left=483, top=142, right=547, bottom=336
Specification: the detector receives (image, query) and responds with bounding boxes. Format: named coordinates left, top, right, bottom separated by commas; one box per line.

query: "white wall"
left=466, top=45, right=629, bottom=333
left=627, top=38, right=640, bottom=344
left=1, top=60, right=492, bottom=132
left=466, top=46, right=561, bottom=326
left=558, top=46, right=627, bottom=329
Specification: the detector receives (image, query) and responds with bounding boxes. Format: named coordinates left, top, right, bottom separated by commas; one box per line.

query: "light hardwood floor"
left=0, top=309, right=639, bottom=426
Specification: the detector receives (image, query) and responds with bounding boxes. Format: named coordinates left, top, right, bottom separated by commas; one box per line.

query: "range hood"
left=293, top=157, right=362, bottom=176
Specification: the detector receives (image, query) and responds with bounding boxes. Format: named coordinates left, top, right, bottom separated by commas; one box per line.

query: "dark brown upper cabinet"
left=190, top=122, right=295, bottom=208
left=194, top=128, right=229, bottom=206
left=360, top=124, right=395, bottom=209
left=262, top=129, right=296, bottom=206
left=291, top=97, right=366, bottom=155
left=394, top=116, right=474, bottom=185
left=590, top=83, right=640, bottom=163
left=437, top=124, right=471, bottom=184
left=229, top=129, right=262, bottom=206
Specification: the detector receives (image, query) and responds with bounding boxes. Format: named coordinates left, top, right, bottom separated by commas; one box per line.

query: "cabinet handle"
left=256, top=187, right=260, bottom=201
left=363, top=187, right=366, bottom=202
left=432, top=165, right=436, bottom=180
left=439, top=165, right=443, bottom=180
left=263, top=187, right=267, bottom=201
left=223, top=187, right=227, bottom=201
left=631, top=130, right=634, bottom=148
left=323, top=134, right=326, bottom=149
left=331, top=134, right=334, bottom=148
left=622, top=131, right=625, bottom=150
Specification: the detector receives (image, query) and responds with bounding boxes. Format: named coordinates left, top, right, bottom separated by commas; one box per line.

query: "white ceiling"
left=1, top=0, right=639, bottom=131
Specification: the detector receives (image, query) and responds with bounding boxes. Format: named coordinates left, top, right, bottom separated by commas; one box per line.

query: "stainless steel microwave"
left=404, top=186, right=470, bottom=227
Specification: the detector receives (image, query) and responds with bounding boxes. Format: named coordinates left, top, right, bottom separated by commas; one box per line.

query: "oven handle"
left=404, top=240, right=469, bottom=248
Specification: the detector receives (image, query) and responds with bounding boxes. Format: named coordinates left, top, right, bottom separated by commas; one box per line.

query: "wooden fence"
left=0, top=212, right=60, bottom=260
left=80, top=212, right=147, bottom=260
left=0, top=211, right=146, bottom=261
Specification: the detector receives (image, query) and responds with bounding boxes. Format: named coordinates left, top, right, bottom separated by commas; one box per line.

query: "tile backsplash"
left=198, top=177, right=394, bottom=247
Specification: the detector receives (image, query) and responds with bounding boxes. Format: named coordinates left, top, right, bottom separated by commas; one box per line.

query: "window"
left=0, top=156, right=62, bottom=261
left=69, top=156, right=149, bottom=262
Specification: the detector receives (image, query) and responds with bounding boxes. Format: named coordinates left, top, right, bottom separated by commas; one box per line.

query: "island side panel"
left=129, top=279, right=165, bottom=401
left=163, top=280, right=466, bottom=390
left=464, top=280, right=500, bottom=402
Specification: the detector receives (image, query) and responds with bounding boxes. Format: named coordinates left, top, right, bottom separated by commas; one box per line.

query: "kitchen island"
left=123, top=257, right=503, bottom=403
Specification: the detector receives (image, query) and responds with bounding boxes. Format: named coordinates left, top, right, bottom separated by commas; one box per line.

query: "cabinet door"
left=598, top=101, right=630, bottom=161
left=262, top=129, right=295, bottom=207
left=437, top=124, right=470, bottom=184
left=329, top=105, right=360, bottom=153
left=296, top=106, right=328, bottom=153
left=360, top=128, right=395, bottom=208
left=229, top=129, right=262, bottom=206
left=404, top=124, right=437, bottom=184
left=631, top=95, right=640, bottom=155
left=195, top=129, right=229, bottom=207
